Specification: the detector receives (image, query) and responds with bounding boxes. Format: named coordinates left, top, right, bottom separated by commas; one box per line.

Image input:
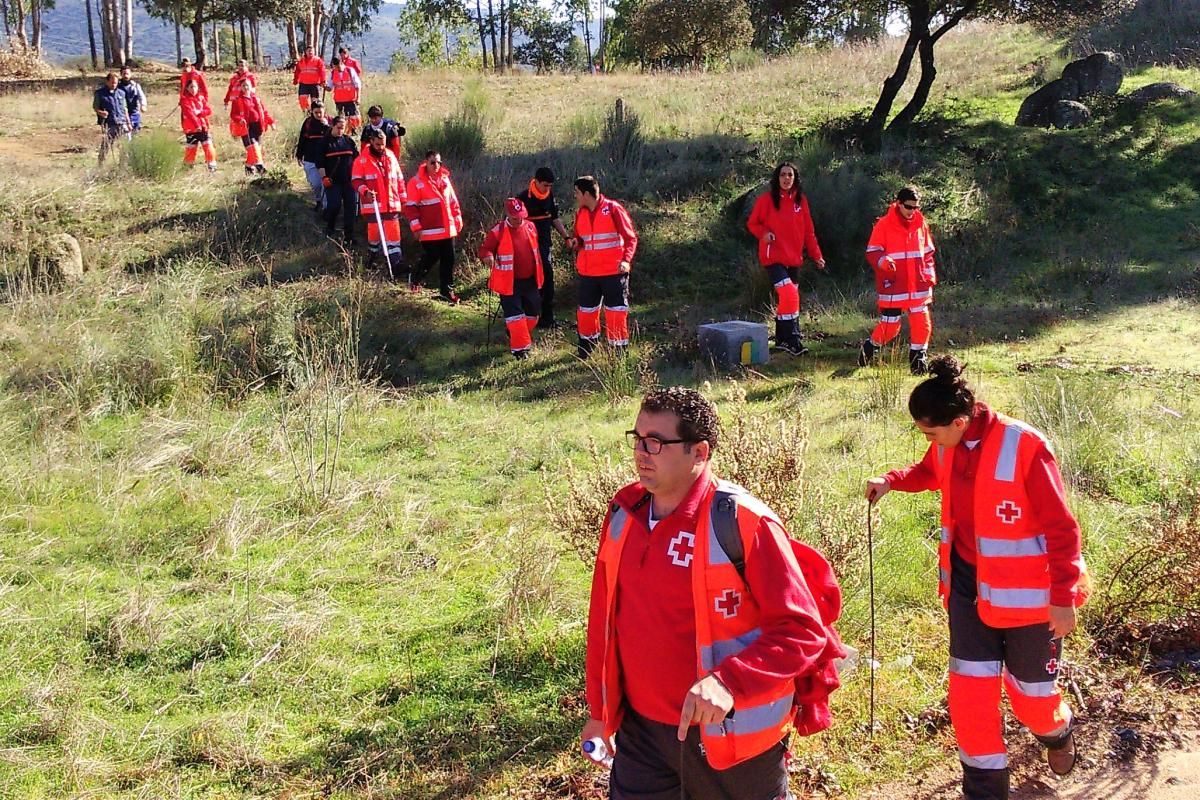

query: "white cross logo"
left=996, top=500, right=1023, bottom=525
left=667, top=531, right=695, bottom=567
left=715, top=589, right=741, bottom=619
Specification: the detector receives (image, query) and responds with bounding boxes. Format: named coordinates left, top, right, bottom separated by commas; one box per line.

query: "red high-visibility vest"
left=575, top=197, right=627, bottom=277
left=933, top=414, right=1089, bottom=627
left=293, top=55, right=324, bottom=85
left=404, top=164, right=462, bottom=242
left=865, top=204, right=936, bottom=310
left=596, top=482, right=798, bottom=770
left=485, top=220, right=544, bottom=295
left=351, top=149, right=406, bottom=216
left=330, top=67, right=358, bottom=103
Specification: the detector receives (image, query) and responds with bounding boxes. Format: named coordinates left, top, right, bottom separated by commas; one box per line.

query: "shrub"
left=727, top=47, right=766, bottom=72
left=404, top=81, right=493, bottom=162
left=601, top=99, right=645, bottom=170
left=125, top=129, right=184, bottom=182
left=565, top=106, right=606, bottom=146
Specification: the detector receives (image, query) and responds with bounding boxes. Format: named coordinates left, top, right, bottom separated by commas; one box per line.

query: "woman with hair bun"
left=864, top=355, right=1089, bottom=800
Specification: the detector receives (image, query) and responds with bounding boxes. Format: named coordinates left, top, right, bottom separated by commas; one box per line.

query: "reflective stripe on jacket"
left=293, top=56, right=325, bottom=86
left=351, top=149, right=406, bottom=216
left=595, top=481, right=798, bottom=770
left=865, top=204, right=936, bottom=310
left=404, top=164, right=463, bottom=241
left=328, top=67, right=360, bottom=103
left=934, top=414, right=1089, bottom=627
left=746, top=190, right=823, bottom=268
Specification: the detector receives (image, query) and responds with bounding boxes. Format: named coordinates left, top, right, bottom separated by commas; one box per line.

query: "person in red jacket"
left=352, top=126, right=407, bottom=273
left=338, top=46, right=363, bottom=82
left=180, top=78, right=217, bottom=172
left=746, top=161, right=826, bottom=356
left=860, top=186, right=937, bottom=374
left=223, top=59, right=257, bottom=109
left=568, top=175, right=638, bottom=359
left=326, top=57, right=362, bottom=133
left=584, top=387, right=836, bottom=799
left=228, top=80, right=273, bottom=175
left=479, top=197, right=543, bottom=359
left=865, top=355, right=1088, bottom=800
left=405, top=150, right=464, bottom=302
left=178, top=58, right=208, bottom=100
left=292, top=45, right=325, bottom=111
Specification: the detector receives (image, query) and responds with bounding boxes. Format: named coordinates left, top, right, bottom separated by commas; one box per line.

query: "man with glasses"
left=859, top=185, right=938, bottom=374
left=516, top=167, right=571, bottom=329
left=405, top=149, right=464, bottom=302
left=583, top=387, right=835, bottom=800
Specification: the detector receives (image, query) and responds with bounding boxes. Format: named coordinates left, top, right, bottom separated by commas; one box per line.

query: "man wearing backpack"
left=583, top=387, right=846, bottom=799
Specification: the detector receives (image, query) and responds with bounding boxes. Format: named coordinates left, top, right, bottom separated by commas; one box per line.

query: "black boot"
left=909, top=348, right=929, bottom=375
left=577, top=336, right=597, bottom=360
left=858, top=339, right=878, bottom=367
left=961, top=763, right=1009, bottom=800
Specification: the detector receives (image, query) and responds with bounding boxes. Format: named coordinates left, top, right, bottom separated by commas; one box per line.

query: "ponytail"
left=908, top=354, right=975, bottom=426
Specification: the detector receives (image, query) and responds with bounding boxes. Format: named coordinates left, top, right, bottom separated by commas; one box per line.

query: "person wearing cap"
left=516, top=166, right=571, bottom=329
left=405, top=149, right=464, bottom=303
left=295, top=100, right=331, bottom=212
left=352, top=126, right=407, bottom=272
left=292, top=45, right=326, bottom=112
left=117, top=65, right=147, bottom=135
left=479, top=198, right=544, bottom=359
left=326, top=57, right=362, bottom=133
left=93, top=71, right=130, bottom=163
left=568, top=175, right=638, bottom=358
left=363, top=105, right=405, bottom=162
left=178, top=58, right=208, bottom=100
left=338, top=46, right=364, bottom=82
left=223, top=59, right=258, bottom=109
left=317, top=116, right=360, bottom=246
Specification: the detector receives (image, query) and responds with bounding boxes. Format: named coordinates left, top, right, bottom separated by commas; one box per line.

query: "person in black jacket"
left=295, top=101, right=330, bottom=212
left=317, top=116, right=360, bottom=245
left=363, top=105, right=406, bottom=162
left=516, top=166, right=571, bottom=328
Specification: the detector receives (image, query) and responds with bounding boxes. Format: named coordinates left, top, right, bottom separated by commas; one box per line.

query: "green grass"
left=1, top=21, right=1199, bottom=799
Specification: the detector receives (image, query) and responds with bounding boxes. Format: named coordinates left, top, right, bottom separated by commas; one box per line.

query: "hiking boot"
left=206, top=162, right=218, bottom=173
left=435, top=291, right=460, bottom=304
left=577, top=337, right=597, bottom=360
left=244, top=166, right=255, bottom=176
left=254, top=164, right=267, bottom=174
left=512, top=349, right=530, bottom=360
left=775, top=338, right=809, bottom=357
left=909, top=348, right=929, bottom=376
left=1046, top=730, right=1077, bottom=777
left=858, top=339, right=878, bottom=367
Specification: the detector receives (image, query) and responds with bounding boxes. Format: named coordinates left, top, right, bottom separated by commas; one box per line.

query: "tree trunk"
left=888, top=31, right=936, bottom=133
left=86, top=0, right=99, bottom=68
left=597, top=0, right=605, bottom=71
left=239, top=18, right=246, bottom=60
left=251, top=16, right=262, bottom=66
left=174, top=10, right=181, bottom=66
left=475, top=0, right=489, bottom=70
left=13, top=0, right=28, bottom=52
left=99, top=0, right=111, bottom=65
left=190, top=15, right=206, bottom=68
left=582, top=0, right=593, bottom=73
left=31, top=0, right=42, bottom=54
left=1, top=0, right=10, bottom=40
left=861, top=2, right=927, bottom=150
left=487, top=0, right=498, bottom=72
left=103, top=0, right=126, bottom=66
left=285, top=19, right=298, bottom=62
left=506, top=4, right=513, bottom=68
left=123, top=0, right=132, bottom=62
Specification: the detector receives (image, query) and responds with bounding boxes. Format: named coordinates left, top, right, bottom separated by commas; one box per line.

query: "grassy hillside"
left=1, top=22, right=1198, bottom=799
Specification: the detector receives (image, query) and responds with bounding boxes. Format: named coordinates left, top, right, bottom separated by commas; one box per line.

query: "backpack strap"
left=712, top=489, right=746, bottom=583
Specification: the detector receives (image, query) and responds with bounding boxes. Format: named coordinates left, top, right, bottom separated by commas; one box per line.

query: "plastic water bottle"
left=582, top=737, right=614, bottom=769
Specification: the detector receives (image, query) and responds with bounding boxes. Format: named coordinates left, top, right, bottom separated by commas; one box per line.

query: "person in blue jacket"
left=92, top=72, right=130, bottom=163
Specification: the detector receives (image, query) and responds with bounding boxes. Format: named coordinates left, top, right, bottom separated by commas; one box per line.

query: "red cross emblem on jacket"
left=715, top=589, right=741, bottom=619
left=667, top=531, right=694, bottom=567
left=1045, top=657, right=1058, bottom=674
left=996, top=500, right=1022, bottom=524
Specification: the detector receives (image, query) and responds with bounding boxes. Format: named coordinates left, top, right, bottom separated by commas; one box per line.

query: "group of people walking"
left=589, top=368, right=1087, bottom=800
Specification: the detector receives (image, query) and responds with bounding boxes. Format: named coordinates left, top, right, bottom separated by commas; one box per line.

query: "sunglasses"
left=901, top=203, right=920, bottom=211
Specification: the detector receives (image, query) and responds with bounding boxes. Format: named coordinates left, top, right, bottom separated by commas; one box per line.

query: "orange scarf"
left=528, top=179, right=550, bottom=201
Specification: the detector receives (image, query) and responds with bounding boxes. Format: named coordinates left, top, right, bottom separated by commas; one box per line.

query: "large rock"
left=1061, top=51, right=1123, bottom=99
left=43, top=233, right=84, bottom=284
left=1052, top=101, right=1091, bottom=130
left=1127, top=82, right=1196, bottom=105
left=1016, top=78, right=1079, bottom=127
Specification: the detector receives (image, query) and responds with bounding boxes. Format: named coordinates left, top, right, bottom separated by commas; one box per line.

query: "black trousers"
left=412, top=238, right=456, bottom=295
left=610, top=708, right=791, bottom=800
left=499, top=277, right=542, bottom=320
left=324, top=183, right=356, bottom=240
left=534, top=223, right=556, bottom=325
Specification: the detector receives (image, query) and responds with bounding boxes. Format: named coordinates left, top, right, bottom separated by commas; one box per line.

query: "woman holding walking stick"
left=864, top=354, right=1089, bottom=800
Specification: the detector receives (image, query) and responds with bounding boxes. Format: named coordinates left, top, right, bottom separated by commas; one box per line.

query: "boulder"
left=1061, top=51, right=1123, bottom=99
left=1052, top=100, right=1091, bottom=130
left=1016, top=78, right=1079, bottom=127
left=1127, top=82, right=1196, bottom=105
left=43, top=233, right=84, bottom=284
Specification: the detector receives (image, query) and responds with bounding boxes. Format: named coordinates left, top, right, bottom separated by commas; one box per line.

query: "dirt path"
left=865, top=729, right=1199, bottom=800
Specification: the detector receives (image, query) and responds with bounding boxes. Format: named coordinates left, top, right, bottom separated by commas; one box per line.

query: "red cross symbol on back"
left=715, top=589, right=741, bottom=619
left=1045, top=657, right=1058, bottom=674
left=996, top=500, right=1023, bottom=525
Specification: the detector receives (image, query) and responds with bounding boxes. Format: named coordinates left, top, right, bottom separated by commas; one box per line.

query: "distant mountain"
left=37, top=0, right=407, bottom=72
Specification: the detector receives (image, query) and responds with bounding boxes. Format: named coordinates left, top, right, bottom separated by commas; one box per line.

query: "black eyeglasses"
left=902, top=203, right=920, bottom=211
left=626, top=430, right=691, bottom=454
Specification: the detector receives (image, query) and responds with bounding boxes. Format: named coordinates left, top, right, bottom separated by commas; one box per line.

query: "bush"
left=125, top=129, right=184, bottom=182
left=565, top=106, right=606, bottom=146
left=404, top=80, right=494, bottom=162
left=601, top=99, right=645, bottom=170
left=727, top=47, right=766, bottom=72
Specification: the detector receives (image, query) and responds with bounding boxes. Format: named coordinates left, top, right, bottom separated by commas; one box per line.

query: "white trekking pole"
left=866, top=498, right=877, bottom=737
left=371, top=201, right=394, bottom=281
